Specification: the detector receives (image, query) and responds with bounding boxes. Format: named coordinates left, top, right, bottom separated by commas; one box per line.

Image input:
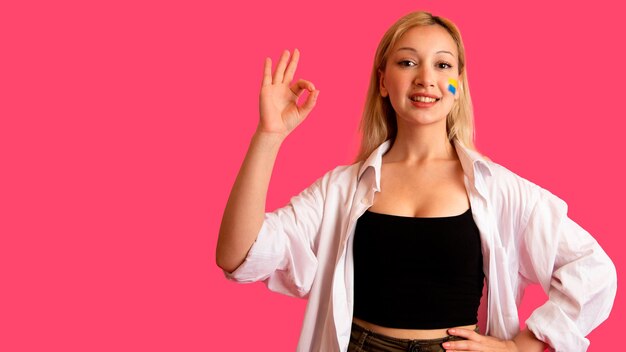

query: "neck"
left=386, top=119, right=456, bottom=165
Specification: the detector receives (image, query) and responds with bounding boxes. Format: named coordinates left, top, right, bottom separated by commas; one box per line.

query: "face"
left=379, top=25, right=462, bottom=127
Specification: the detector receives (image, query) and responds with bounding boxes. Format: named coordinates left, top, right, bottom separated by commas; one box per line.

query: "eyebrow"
left=396, top=47, right=456, bottom=57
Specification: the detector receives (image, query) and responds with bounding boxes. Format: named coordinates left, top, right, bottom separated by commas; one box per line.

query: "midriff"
left=352, top=317, right=477, bottom=339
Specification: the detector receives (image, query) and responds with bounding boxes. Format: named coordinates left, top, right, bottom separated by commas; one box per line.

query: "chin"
left=399, top=115, right=447, bottom=127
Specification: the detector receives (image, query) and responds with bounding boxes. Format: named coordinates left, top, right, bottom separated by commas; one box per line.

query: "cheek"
left=438, top=78, right=459, bottom=100
left=442, top=77, right=459, bottom=97
left=384, top=73, right=404, bottom=92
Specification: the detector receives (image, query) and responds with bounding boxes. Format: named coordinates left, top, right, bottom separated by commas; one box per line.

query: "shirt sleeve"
left=519, top=187, right=617, bottom=352
left=221, top=176, right=325, bottom=299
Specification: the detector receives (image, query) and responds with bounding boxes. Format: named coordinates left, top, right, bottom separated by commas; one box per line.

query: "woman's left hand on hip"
left=443, top=328, right=518, bottom=352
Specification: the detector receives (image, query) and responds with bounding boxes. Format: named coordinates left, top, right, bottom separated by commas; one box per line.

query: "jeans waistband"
left=350, top=321, right=479, bottom=347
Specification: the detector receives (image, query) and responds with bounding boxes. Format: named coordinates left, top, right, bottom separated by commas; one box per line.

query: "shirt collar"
left=357, top=138, right=492, bottom=195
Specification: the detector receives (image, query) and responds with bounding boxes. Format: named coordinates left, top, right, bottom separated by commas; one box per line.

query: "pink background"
left=1, top=0, right=624, bottom=351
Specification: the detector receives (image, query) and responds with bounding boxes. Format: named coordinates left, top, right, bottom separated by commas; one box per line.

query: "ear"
left=378, top=69, right=388, bottom=97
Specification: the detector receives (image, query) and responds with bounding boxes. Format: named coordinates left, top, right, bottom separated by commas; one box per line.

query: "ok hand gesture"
left=257, top=49, right=319, bottom=138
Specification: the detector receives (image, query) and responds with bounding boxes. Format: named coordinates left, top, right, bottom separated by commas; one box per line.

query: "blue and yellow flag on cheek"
left=448, top=78, right=458, bottom=95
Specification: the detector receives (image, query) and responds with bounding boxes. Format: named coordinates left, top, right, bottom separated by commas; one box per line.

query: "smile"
left=409, top=96, right=440, bottom=103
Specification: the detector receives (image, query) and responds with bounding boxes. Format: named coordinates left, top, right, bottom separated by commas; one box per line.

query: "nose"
left=413, top=65, right=435, bottom=88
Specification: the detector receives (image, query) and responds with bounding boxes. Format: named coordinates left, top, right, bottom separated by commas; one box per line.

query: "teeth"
left=411, top=96, right=437, bottom=103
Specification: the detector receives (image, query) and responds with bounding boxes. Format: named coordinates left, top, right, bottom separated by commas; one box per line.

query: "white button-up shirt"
left=222, top=138, right=617, bottom=352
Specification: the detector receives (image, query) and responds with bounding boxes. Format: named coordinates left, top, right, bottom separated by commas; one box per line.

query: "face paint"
left=448, top=78, right=458, bottom=95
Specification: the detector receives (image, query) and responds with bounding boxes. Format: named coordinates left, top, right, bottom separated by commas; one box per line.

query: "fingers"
left=272, top=50, right=290, bottom=84
left=262, top=57, right=272, bottom=87
left=271, top=49, right=301, bottom=84
left=290, top=79, right=318, bottom=120
left=297, top=89, right=319, bottom=119
left=443, top=328, right=480, bottom=351
left=446, top=328, right=482, bottom=340
left=290, top=79, right=315, bottom=98
left=442, top=339, right=481, bottom=351
left=283, top=48, right=299, bottom=83
left=444, top=328, right=507, bottom=352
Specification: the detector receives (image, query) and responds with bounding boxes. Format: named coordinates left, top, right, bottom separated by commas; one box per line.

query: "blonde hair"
left=354, top=11, right=477, bottom=163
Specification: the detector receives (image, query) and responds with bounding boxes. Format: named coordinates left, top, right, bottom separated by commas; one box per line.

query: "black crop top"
left=352, top=207, right=484, bottom=329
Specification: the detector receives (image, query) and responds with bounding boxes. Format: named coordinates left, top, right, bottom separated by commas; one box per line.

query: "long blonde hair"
left=354, top=11, right=476, bottom=163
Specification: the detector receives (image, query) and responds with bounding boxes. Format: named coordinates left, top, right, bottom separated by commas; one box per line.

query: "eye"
left=437, top=62, right=453, bottom=69
left=398, top=60, right=416, bottom=67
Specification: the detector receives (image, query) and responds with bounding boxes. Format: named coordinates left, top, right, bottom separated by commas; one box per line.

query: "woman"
left=216, top=11, right=616, bottom=352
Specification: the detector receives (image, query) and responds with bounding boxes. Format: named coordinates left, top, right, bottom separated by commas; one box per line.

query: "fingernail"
left=442, top=342, right=450, bottom=347
left=448, top=329, right=455, bottom=333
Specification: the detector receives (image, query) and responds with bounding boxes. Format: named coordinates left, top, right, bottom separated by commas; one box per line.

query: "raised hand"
left=257, top=49, right=319, bottom=138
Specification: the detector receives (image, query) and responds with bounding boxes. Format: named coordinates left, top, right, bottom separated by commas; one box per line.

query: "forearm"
left=512, top=328, right=549, bottom=352
left=216, top=129, right=285, bottom=273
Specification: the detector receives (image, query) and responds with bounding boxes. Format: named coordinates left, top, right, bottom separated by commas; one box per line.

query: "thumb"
left=298, top=89, right=319, bottom=118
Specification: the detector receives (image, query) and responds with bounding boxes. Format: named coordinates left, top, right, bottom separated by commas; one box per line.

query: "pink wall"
left=1, top=0, right=624, bottom=351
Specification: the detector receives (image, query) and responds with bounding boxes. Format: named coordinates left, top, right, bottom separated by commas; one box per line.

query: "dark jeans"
left=348, top=321, right=479, bottom=352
